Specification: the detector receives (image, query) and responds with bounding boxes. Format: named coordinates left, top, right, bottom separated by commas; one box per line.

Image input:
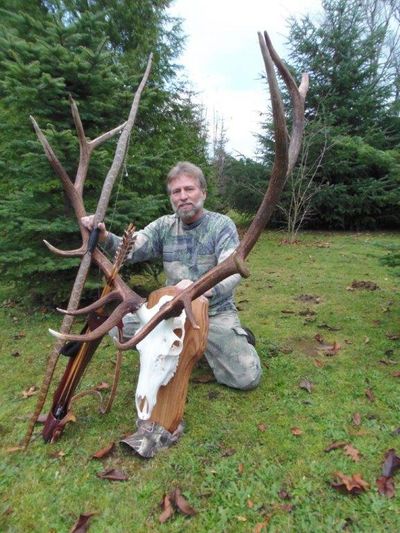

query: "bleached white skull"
left=135, top=295, right=186, bottom=420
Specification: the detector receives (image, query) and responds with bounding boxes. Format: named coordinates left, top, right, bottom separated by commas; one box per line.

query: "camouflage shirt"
left=103, top=210, right=241, bottom=315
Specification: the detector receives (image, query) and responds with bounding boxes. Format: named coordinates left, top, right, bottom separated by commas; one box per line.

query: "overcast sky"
left=168, top=0, right=322, bottom=158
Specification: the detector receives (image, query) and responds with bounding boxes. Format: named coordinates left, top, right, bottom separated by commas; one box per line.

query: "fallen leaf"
left=159, top=489, right=196, bottom=523
left=278, top=489, right=292, bottom=500
left=331, top=472, right=370, bottom=495
left=376, top=476, right=395, bottom=498
left=382, top=449, right=400, bottom=477
left=364, top=336, right=370, bottom=344
left=96, top=468, right=128, bottom=481
left=365, top=388, right=375, bottom=402
left=313, top=358, right=324, bottom=368
left=92, top=442, right=115, bottom=459
left=70, top=512, right=97, bottom=533
left=238, top=463, right=244, bottom=475
left=344, top=444, right=361, bottom=462
left=324, top=441, right=347, bottom=452
left=257, top=423, right=268, bottom=432
left=49, top=450, right=66, bottom=459
left=386, top=333, right=400, bottom=341
left=392, top=371, right=400, bottom=378
left=352, top=413, right=361, bottom=426
left=291, top=427, right=303, bottom=436
left=236, top=516, right=247, bottom=522
left=159, top=494, right=174, bottom=524
left=174, top=488, right=196, bottom=516
left=22, top=386, right=38, bottom=398
left=247, top=499, right=254, bottom=508
left=95, top=382, right=110, bottom=391
left=299, top=379, right=313, bottom=393
left=220, top=446, right=236, bottom=457
left=254, top=516, right=271, bottom=532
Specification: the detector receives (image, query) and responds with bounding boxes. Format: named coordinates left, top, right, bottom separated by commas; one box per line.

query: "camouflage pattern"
left=120, top=419, right=185, bottom=458
left=103, top=210, right=242, bottom=315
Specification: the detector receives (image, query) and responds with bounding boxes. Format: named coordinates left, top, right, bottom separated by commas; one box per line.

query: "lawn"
left=1, top=230, right=399, bottom=532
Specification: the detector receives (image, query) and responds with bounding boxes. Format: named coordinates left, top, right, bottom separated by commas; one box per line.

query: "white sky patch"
left=169, top=0, right=322, bottom=158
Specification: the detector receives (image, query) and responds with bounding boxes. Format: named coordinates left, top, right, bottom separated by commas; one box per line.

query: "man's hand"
left=175, top=279, right=213, bottom=298
left=81, top=215, right=108, bottom=241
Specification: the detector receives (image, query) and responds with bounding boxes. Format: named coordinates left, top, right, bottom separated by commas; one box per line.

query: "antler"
left=48, top=30, right=309, bottom=353
left=21, top=55, right=153, bottom=449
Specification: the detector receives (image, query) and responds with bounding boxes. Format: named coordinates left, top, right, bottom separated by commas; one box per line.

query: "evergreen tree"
left=0, top=1, right=208, bottom=303
left=257, top=0, right=400, bottom=231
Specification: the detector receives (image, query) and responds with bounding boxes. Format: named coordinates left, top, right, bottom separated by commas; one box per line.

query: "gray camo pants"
left=110, top=309, right=261, bottom=391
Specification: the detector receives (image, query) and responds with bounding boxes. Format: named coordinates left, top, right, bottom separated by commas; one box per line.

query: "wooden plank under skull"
left=144, top=287, right=209, bottom=433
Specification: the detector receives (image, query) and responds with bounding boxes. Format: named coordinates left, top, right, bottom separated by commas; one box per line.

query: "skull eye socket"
left=172, top=328, right=184, bottom=348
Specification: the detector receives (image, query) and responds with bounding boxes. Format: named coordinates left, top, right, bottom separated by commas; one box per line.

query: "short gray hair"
left=166, top=161, right=207, bottom=193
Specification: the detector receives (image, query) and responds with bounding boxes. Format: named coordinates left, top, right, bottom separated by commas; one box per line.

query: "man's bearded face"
left=169, top=174, right=206, bottom=223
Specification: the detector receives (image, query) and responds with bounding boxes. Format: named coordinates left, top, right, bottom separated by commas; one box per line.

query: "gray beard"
left=172, top=199, right=204, bottom=222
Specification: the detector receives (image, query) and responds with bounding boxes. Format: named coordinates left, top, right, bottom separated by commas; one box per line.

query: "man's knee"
left=226, top=361, right=262, bottom=390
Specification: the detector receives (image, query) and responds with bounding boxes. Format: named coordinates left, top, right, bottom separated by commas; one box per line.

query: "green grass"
left=1, top=231, right=399, bottom=532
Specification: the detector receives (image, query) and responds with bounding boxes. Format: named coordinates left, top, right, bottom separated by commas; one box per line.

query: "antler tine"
left=30, top=116, right=86, bottom=221
left=56, top=289, right=121, bottom=316
left=49, top=297, right=141, bottom=342
left=70, top=95, right=128, bottom=195
left=261, top=31, right=309, bottom=174
left=43, top=240, right=86, bottom=257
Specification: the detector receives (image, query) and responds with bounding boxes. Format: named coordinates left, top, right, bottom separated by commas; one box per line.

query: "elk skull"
left=135, top=295, right=186, bottom=420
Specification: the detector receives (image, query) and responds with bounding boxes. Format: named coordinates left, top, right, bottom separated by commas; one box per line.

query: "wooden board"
left=145, top=287, right=209, bottom=433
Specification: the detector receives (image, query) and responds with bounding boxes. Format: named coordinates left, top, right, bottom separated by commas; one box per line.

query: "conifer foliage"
left=0, top=1, right=208, bottom=303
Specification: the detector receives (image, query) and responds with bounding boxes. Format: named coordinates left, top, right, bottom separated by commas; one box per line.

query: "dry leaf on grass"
left=382, top=449, right=400, bottom=478
left=291, top=427, right=303, bottom=436
left=257, top=423, right=268, bottom=432
left=331, top=472, right=369, bottom=495
left=91, top=442, right=115, bottom=460
left=376, top=476, right=395, bottom=498
left=96, top=468, right=128, bottom=481
left=324, top=441, right=347, bottom=452
left=21, top=386, right=38, bottom=398
left=352, top=412, right=361, bottom=426
left=365, top=388, right=375, bottom=402
left=344, top=444, right=361, bottom=462
left=95, top=382, right=110, bottom=391
left=70, top=512, right=97, bottom=533
left=159, top=488, right=196, bottom=523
